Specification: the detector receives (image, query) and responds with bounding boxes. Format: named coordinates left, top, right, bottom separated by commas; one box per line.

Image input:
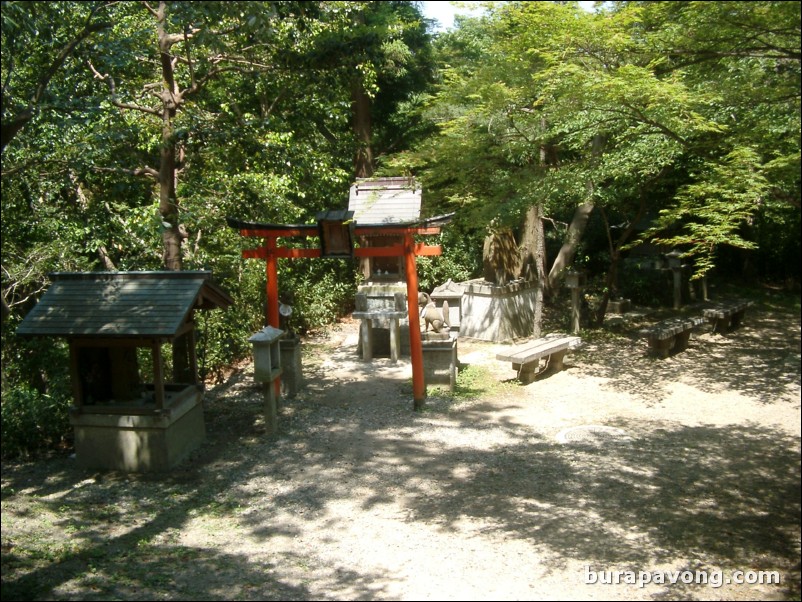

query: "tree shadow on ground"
left=2, top=292, right=799, bottom=600
left=576, top=297, right=800, bottom=407
left=0, top=377, right=400, bottom=601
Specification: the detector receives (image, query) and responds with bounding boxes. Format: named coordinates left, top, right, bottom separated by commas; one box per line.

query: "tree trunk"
left=547, top=134, right=606, bottom=289
left=547, top=201, right=595, bottom=289
left=156, top=1, right=183, bottom=271
left=591, top=200, right=645, bottom=327
left=518, top=204, right=548, bottom=337
left=351, top=76, right=374, bottom=178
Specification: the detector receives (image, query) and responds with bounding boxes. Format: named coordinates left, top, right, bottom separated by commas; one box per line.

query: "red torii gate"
left=227, top=213, right=452, bottom=409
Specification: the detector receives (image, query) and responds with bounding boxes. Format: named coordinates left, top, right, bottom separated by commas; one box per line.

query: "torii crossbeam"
left=227, top=214, right=453, bottom=409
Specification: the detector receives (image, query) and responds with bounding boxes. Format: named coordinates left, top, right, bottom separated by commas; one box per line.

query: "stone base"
left=607, top=299, right=631, bottom=314
left=459, top=279, right=537, bottom=342
left=422, top=334, right=458, bottom=392
left=70, top=387, right=205, bottom=472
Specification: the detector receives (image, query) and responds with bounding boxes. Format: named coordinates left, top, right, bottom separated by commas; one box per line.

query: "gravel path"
left=2, top=297, right=800, bottom=601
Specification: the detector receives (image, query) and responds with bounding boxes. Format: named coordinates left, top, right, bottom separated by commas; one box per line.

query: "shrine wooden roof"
left=16, top=271, right=233, bottom=339
left=348, top=177, right=421, bottom=224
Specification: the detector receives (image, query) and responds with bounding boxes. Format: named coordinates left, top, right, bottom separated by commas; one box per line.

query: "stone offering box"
left=16, top=271, right=233, bottom=472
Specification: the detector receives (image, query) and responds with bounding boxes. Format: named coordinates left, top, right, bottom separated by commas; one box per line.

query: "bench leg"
left=709, top=317, right=727, bottom=334
left=548, top=349, right=568, bottom=372
left=512, top=362, right=539, bottom=384
left=673, top=330, right=692, bottom=353
left=731, top=310, right=745, bottom=329
left=650, top=337, right=673, bottom=359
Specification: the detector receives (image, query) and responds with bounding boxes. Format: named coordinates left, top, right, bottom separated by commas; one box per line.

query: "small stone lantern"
left=565, top=269, right=586, bottom=334
left=666, top=250, right=683, bottom=270
left=249, top=326, right=284, bottom=433
left=666, top=250, right=684, bottom=309
left=565, top=269, right=586, bottom=289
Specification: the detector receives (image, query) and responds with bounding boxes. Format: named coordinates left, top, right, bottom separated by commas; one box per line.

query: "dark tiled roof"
left=16, top=271, right=232, bottom=338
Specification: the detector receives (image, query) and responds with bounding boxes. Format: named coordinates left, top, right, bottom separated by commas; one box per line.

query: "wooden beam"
left=239, top=226, right=317, bottom=238
left=238, top=225, right=441, bottom=238
left=245, top=243, right=442, bottom=260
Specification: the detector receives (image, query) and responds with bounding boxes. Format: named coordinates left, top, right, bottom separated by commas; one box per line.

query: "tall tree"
left=1, top=1, right=111, bottom=153
left=392, top=0, right=800, bottom=330
left=87, top=1, right=290, bottom=270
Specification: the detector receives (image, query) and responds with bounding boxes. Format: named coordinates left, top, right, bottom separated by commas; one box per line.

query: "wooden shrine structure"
left=16, top=271, right=233, bottom=472
left=227, top=212, right=452, bottom=409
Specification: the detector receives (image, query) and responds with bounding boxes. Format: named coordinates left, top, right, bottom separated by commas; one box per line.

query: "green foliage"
left=1, top=328, right=72, bottom=458
left=397, top=0, right=799, bottom=295
left=415, top=223, right=482, bottom=292
left=649, top=147, right=767, bottom=279
left=282, top=259, right=360, bottom=332
left=0, top=386, right=71, bottom=459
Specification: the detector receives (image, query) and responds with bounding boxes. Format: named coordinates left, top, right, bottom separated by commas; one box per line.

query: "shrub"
left=1, top=386, right=71, bottom=459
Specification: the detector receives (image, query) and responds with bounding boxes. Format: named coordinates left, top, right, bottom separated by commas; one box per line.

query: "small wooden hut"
left=16, top=271, right=233, bottom=472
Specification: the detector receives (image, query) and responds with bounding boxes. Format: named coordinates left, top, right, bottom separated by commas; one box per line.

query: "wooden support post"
left=151, top=340, right=165, bottom=411
left=404, top=233, right=425, bottom=410
left=265, top=237, right=280, bottom=328
left=570, top=288, right=581, bottom=334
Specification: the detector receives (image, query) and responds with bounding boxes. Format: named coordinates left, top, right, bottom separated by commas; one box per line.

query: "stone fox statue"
left=418, top=292, right=450, bottom=333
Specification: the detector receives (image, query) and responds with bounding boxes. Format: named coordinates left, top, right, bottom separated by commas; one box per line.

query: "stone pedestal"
left=69, top=386, right=204, bottom=472
left=421, top=332, right=458, bottom=392
left=459, top=279, right=537, bottom=342
left=354, top=286, right=407, bottom=360
left=353, top=311, right=406, bottom=361
left=606, top=298, right=631, bottom=314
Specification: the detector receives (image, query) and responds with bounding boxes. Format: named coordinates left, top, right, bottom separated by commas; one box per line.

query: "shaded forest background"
left=2, top=1, right=800, bottom=457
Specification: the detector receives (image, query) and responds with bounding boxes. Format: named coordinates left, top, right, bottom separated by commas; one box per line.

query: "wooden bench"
left=641, top=316, right=705, bottom=358
left=702, top=299, right=754, bottom=333
left=496, top=335, right=581, bottom=384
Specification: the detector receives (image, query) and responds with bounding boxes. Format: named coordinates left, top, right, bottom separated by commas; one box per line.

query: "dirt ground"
left=2, top=291, right=801, bottom=601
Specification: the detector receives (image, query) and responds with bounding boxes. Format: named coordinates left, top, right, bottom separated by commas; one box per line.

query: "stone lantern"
left=666, top=250, right=684, bottom=309
left=249, top=325, right=285, bottom=433
left=565, top=269, right=586, bottom=334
